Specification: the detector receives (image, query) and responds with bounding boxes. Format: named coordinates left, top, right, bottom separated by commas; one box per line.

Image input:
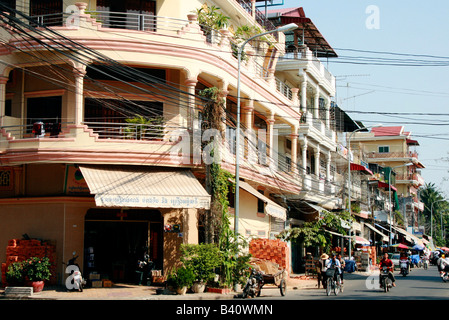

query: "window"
left=378, top=146, right=390, bottom=153
left=257, top=189, right=264, bottom=213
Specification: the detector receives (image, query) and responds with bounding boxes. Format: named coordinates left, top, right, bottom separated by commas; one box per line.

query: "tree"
left=420, top=183, right=449, bottom=246
left=277, top=210, right=354, bottom=252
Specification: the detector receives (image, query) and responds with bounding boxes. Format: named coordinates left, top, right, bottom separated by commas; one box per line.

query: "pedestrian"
left=320, top=253, right=329, bottom=289
left=337, top=253, right=345, bottom=284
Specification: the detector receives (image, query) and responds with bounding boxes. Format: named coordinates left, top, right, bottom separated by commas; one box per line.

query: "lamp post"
left=234, top=23, right=298, bottom=242
left=431, top=199, right=447, bottom=242
left=347, top=124, right=382, bottom=258
left=388, top=162, right=414, bottom=246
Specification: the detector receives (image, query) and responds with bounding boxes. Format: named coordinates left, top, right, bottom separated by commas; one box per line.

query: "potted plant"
left=5, top=261, right=26, bottom=286
left=166, top=266, right=195, bottom=295
left=23, top=257, right=52, bottom=292
left=181, top=243, right=222, bottom=293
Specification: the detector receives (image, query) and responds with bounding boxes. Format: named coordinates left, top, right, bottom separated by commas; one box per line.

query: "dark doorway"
left=84, top=209, right=163, bottom=283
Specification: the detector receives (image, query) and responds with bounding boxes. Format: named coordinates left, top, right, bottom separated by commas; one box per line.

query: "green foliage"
left=24, top=257, right=52, bottom=281
left=6, top=261, right=25, bottom=285
left=124, top=115, right=165, bottom=139
left=181, top=243, right=222, bottom=283
left=195, top=4, right=230, bottom=30
left=7, top=257, right=52, bottom=283
left=166, top=266, right=195, bottom=289
left=277, top=210, right=354, bottom=252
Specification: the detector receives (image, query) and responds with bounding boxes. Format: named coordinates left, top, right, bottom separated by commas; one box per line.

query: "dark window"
left=26, top=96, right=62, bottom=133
left=86, top=65, right=166, bottom=83
left=30, top=0, right=63, bottom=26
left=5, top=100, right=12, bottom=117
left=84, top=98, right=163, bottom=121
left=257, top=190, right=264, bottom=213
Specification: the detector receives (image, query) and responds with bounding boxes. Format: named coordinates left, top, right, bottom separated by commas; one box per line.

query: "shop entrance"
left=84, top=208, right=163, bottom=283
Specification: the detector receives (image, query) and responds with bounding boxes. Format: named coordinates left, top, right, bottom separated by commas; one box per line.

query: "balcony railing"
left=83, top=121, right=184, bottom=141
left=366, top=151, right=419, bottom=159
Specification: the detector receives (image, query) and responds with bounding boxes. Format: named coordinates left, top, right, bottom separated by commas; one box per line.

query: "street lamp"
left=234, top=23, right=298, bottom=241
left=431, top=199, right=447, bottom=242
left=388, top=162, right=414, bottom=246
left=347, top=123, right=382, bottom=258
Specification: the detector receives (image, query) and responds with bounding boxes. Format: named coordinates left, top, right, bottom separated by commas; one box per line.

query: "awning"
left=239, top=181, right=287, bottom=221
left=355, top=236, right=371, bottom=245
left=350, top=163, right=374, bottom=175
left=364, top=223, right=389, bottom=242
left=79, top=165, right=211, bottom=209
left=377, top=181, right=397, bottom=192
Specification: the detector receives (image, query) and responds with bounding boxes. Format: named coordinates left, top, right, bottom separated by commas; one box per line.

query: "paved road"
left=257, top=265, right=449, bottom=300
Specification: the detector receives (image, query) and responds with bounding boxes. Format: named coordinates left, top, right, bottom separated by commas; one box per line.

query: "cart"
left=249, top=258, right=288, bottom=297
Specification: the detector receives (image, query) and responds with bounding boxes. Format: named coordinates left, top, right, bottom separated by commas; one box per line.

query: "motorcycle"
left=240, top=268, right=264, bottom=298
left=400, top=259, right=409, bottom=277
left=440, top=269, right=449, bottom=282
left=136, top=254, right=154, bottom=286
left=379, top=266, right=393, bottom=292
left=423, top=257, right=429, bottom=270
left=64, top=253, right=86, bottom=292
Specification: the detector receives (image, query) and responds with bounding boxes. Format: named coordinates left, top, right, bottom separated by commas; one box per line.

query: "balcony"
left=277, top=46, right=336, bottom=95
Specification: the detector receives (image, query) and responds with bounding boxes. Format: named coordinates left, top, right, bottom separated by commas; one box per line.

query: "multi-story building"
left=349, top=126, right=425, bottom=235
left=0, top=0, right=305, bottom=284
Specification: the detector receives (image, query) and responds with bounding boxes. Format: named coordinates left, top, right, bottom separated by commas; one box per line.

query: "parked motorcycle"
left=240, top=268, right=264, bottom=298
left=136, top=253, right=154, bottom=286
left=400, top=259, right=409, bottom=277
left=64, top=252, right=86, bottom=292
left=379, top=266, right=393, bottom=292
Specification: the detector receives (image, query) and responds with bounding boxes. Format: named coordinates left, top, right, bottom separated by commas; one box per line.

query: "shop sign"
left=94, top=194, right=211, bottom=209
left=64, top=165, right=90, bottom=195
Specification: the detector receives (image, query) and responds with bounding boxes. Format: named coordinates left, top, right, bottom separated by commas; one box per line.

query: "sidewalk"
left=0, top=274, right=318, bottom=300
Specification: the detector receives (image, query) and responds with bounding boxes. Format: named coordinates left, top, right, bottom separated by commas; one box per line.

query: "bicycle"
left=325, top=268, right=342, bottom=296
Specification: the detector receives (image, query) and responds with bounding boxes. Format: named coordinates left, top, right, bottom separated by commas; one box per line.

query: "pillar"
left=290, top=129, right=298, bottom=174
left=0, top=76, right=9, bottom=126
left=326, top=151, right=331, bottom=181
left=301, top=138, right=308, bottom=173
left=300, top=75, right=307, bottom=113
left=314, top=146, right=320, bottom=177
left=185, top=78, right=198, bottom=131
left=325, top=96, right=331, bottom=129
left=313, top=87, right=320, bottom=119
left=266, top=113, right=275, bottom=163
left=73, top=64, right=87, bottom=126
left=291, top=88, right=300, bottom=113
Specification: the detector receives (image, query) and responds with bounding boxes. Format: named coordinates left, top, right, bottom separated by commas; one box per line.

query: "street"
left=257, top=266, right=449, bottom=300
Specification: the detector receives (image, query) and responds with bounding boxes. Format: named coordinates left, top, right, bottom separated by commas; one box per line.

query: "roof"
left=267, top=7, right=337, bottom=58
left=371, top=126, right=404, bottom=137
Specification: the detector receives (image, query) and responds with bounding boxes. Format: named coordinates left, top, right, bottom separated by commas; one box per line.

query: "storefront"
left=0, top=163, right=211, bottom=286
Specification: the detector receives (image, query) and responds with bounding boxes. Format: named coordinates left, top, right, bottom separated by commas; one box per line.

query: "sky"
left=268, top=0, right=449, bottom=196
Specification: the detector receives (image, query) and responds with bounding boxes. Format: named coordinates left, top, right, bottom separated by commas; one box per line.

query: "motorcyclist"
left=379, top=252, right=396, bottom=287
left=437, top=254, right=449, bottom=273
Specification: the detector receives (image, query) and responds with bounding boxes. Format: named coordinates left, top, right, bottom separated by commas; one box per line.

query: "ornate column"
left=314, top=86, right=320, bottom=119
left=300, top=75, right=307, bottom=113
left=73, top=64, right=87, bottom=126
left=291, top=87, right=300, bottom=113
left=290, top=128, right=299, bottom=174
left=314, top=145, right=321, bottom=177
left=0, top=76, right=9, bottom=126
left=326, top=151, right=331, bottom=181
left=325, top=96, right=331, bottom=129
left=301, top=137, right=308, bottom=173
left=185, top=78, right=198, bottom=131
left=266, top=113, right=276, bottom=164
